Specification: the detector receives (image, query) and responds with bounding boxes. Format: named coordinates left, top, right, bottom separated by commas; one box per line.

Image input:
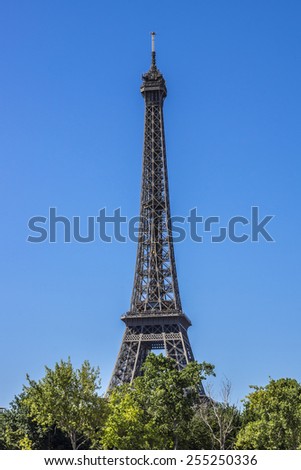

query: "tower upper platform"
left=140, top=32, right=167, bottom=100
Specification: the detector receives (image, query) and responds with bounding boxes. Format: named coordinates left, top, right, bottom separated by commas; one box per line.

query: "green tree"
left=183, top=408, right=215, bottom=449
left=235, top=378, right=301, bottom=450
left=24, top=359, right=107, bottom=450
left=0, top=411, right=7, bottom=449
left=102, top=353, right=215, bottom=449
left=0, top=393, right=71, bottom=450
left=102, top=384, right=147, bottom=450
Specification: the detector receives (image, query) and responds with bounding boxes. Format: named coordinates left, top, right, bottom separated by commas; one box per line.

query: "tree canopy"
left=235, top=378, right=301, bottom=450
left=23, top=358, right=107, bottom=450
left=1, top=356, right=300, bottom=451
left=102, top=353, right=215, bottom=449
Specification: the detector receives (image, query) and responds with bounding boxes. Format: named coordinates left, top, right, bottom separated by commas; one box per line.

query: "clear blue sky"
left=1, top=0, right=300, bottom=407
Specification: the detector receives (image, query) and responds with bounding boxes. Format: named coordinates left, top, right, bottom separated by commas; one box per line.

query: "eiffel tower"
left=109, top=34, right=202, bottom=391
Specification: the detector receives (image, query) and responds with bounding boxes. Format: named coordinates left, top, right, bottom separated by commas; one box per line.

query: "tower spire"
left=151, top=31, right=156, bottom=67
left=108, top=36, right=203, bottom=393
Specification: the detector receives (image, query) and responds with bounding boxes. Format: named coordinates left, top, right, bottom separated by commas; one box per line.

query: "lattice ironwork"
left=109, top=34, right=203, bottom=393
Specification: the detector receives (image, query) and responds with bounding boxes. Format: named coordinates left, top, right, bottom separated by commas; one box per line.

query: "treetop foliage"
left=235, top=377, right=301, bottom=450
left=1, top=356, right=300, bottom=450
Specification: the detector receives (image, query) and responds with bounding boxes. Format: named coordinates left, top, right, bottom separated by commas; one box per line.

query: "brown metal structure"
left=109, top=34, right=202, bottom=391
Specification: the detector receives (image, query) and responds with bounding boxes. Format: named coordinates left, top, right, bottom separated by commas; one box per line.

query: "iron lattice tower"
left=109, top=34, right=202, bottom=390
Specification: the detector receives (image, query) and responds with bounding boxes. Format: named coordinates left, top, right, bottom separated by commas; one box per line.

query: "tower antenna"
left=151, top=31, right=156, bottom=66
